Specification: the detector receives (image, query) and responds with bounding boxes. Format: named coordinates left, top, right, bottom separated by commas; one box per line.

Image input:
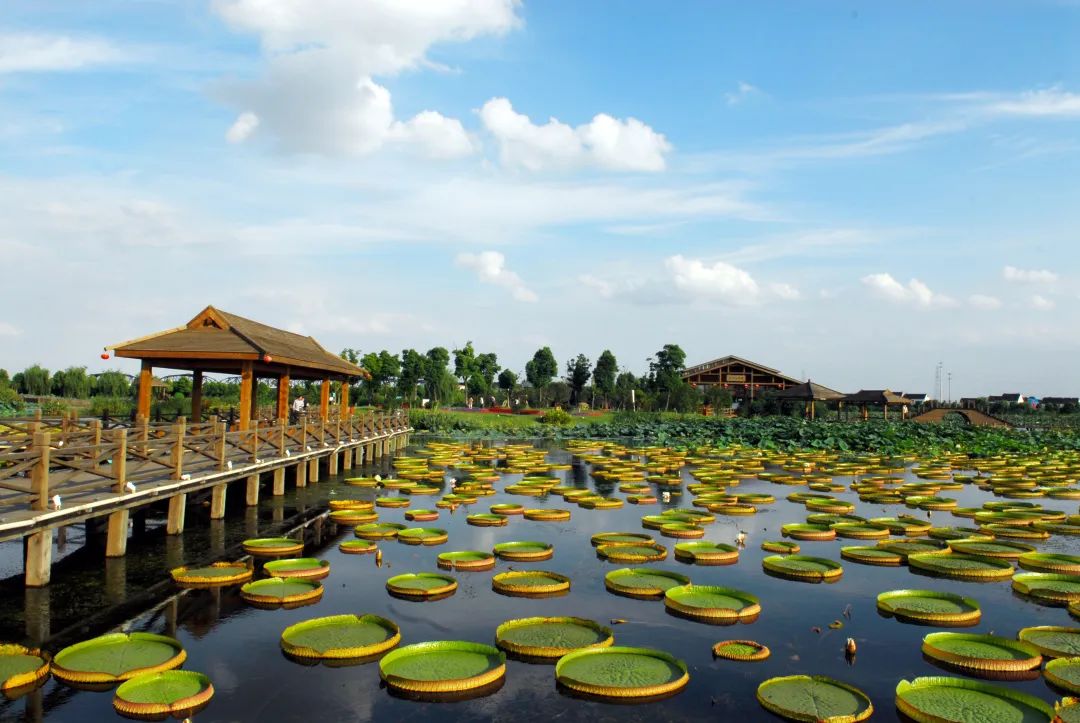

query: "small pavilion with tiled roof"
left=840, top=389, right=912, bottom=420
left=107, top=306, right=369, bottom=429
left=772, top=380, right=845, bottom=419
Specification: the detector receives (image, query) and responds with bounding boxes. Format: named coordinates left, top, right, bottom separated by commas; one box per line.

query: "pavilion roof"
left=841, top=389, right=911, bottom=405
left=771, top=380, right=845, bottom=402
left=108, top=306, right=369, bottom=380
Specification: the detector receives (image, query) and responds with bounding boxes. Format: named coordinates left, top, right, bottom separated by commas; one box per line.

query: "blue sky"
left=2, top=1, right=1078, bottom=397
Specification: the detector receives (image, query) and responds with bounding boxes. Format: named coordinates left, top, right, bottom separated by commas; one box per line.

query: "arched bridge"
left=910, top=408, right=1013, bottom=429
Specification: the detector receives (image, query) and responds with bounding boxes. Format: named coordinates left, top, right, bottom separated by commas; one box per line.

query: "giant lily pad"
left=170, top=562, right=251, bottom=588
left=841, top=546, right=903, bottom=566
left=386, top=573, right=457, bottom=599
left=492, top=541, right=554, bottom=561
left=495, top=617, right=613, bottom=659
left=921, top=632, right=1041, bottom=674
left=908, top=552, right=1015, bottom=580
left=555, top=646, right=688, bottom=700
left=379, top=641, right=505, bottom=696
left=52, top=633, right=186, bottom=685
left=0, top=645, right=50, bottom=696
left=781, top=523, right=836, bottom=541
left=240, top=578, right=323, bottom=608
left=437, top=550, right=495, bottom=571
left=757, top=675, right=873, bottom=722
left=1018, top=552, right=1080, bottom=575
left=263, top=558, right=330, bottom=581
left=712, top=640, right=770, bottom=662
left=673, top=541, right=739, bottom=565
left=763, top=555, right=843, bottom=582
left=591, top=531, right=654, bottom=547
left=596, top=542, right=667, bottom=563
left=280, top=614, right=400, bottom=660
left=241, top=537, right=303, bottom=557
left=523, top=508, right=571, bottom=521
left=466, top=513, right=508, bottom=527
left=355, top=522, right=407, bottom=540
left=1018, top=626, right=1080, bottom=658
left=338, top=540, right=377, bottom=555
left=396, top=527, right=449, bottom=546
left=664, top=584, right=760, bottom=623
left=948, top=540, right=1035, bottom=559
left=895, top=676, right=1054, bottom=722
left=492, top=570, right=570, bottom=597
left=876, top=590, right=981, bottom=626
left=1012, top=573, right=1080, bottom=603
left=113, top=670, right=213, bottom=721
left=329, top=509, right=379, bottom=526
left=604, top=568, right=690, bottom=599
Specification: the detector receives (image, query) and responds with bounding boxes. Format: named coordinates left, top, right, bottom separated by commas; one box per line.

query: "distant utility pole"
left=934, top=362, right=943, bottom=403
left=947, top=372, right=952, bottom=403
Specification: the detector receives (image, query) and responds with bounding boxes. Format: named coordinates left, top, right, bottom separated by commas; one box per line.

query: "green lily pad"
left=355, top=522, right=407, bottom=540
left=757, top=675, right=873, bottom=722
left=921, top=632, right=1041, bottom=672
left=590, top=531, right=654, bottom=546
left=555, top=646, right=688, bottom=699
left=895, top=676, right=1054, bottom=722
left=492, top=540, right=554, bottom=561
left=948, top=540, right=1036, bottom=558
left=604, top=568, right=691, bottom=598
left=263, top=558, right=329, bottom=580
left=437, top=550, right=495, bottom=570
left=379, top=641, right=505, bottom=694
left=673, top=541, right=739, bottom=565
left=840, top=546, right=902, bottom=566
left=280, top=614, right=400, bottom=659
left=386, top=573, right=457, bottom=598
left=52, top=633, right=186, bottom=685
left=908, top=552, right=1015, bottom=580
left=664, top=584, right=760, bottom=622
left=1018, top=626, right=1080, bottom=658
left=1018, top=552, right=1080, bottom=575
left=495, top=617, right=613, bottom=658
left=113, top=670, right=213, bottom=720
left=876, top=590, right=981, bottom=626
left=763, top=555, right=843, bottom=581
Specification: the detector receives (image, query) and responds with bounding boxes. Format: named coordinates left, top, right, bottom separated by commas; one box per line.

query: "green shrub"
left=540, top=408, right=575, bottom=426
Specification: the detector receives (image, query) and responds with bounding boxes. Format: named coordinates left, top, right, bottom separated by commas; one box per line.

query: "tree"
left=452, top=342, right=477, bottom=386
left=525, top=347, right=558, bottom=405
left=474, top=352, right=500, bottom=398
left=0, top=369, right=9, bottom=388
left=340, top=348, right=361, bottom=365
left=497, top=369, right=518, bottom=402
left=565, top=354, right=591, bottom=405
left=398, top=349, right=425, bottom=406
left=423, top=347, right=455, bottom=407
left=93, top=371, right=133, bottom=397
left=648, top=344, right=688, bottom=411
left=614, top=371, right=641, bottom=410
left=592, top=350, right=617, bottom=408
left=16, top=365, right=50, bottom=396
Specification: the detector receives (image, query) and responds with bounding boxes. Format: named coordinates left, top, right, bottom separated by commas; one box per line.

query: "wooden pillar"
left=31, top=432, right=50, bottom=511
left=247, top=474, right=261, bottom=505
left=136, top=360, right=153, bottom=419
left=238, top=361, right=254, bottom=431
left=309, top=457, right=320, bottom=483
left=320, top=379, right=330, bottom=421
left=167, top=494, right=186, bottom=535
left=106, top=509, right=130, bottom=557
left=211, top=483, right=227, bottom=519
left=329, top=450, right=339, bottom=476
left=272, top=467, right=285, bottom=496
left=343, top=447, right=353, bottom=470
left=810, top=401, right=816, bottom=420
left=277, top=372, right=290, bottom=421
left=191, top=371, right=203, bottom=422
left=340, top=381, right=350, bottom=418
left=295, top=462, right=307, bottom=488
left=25, top=530, right=53, bottom=587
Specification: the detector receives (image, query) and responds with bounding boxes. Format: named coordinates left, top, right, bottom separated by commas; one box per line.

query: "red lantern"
left=100, top=353, right=110, bottom=360
left=262, top=354, right=273, bottom=363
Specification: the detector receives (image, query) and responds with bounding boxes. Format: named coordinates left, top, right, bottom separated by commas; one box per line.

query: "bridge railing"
left=0, top=410, right=408, bottom=513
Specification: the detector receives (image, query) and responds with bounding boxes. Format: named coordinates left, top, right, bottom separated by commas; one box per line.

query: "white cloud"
left=968, top=294, right=1002, bottom=310
left=455, top=251, right=538, bottom=302
left=725, top=81, right=762, bottom=106
left=0, top=33, right=129, bottom=73
left=578, top=274, right=614, bottom=299
left=1031, top=294, right=1056, bottom=311
left=1003, top=265, right=1058, bottom=283
left=226, top=111, right=260, bottom=143
left=479, top=97, right=671, bottom=171
left=768, top=282, right=801, bottom=300
left=0, top=322, right=20, bottom=336
left=861, top=273, right=954, bottom=308
left=665, top=255, right=759, bottom=304
left=214, top=0, right=519, bottom=155
left=988, top=87, right=1080, bottom=118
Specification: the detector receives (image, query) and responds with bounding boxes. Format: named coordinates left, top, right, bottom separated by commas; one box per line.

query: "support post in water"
left=167, top=494, right=186, bottom=535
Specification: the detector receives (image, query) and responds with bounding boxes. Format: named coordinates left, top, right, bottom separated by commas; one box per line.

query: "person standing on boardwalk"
left=291, top=395, right=306, bottom=423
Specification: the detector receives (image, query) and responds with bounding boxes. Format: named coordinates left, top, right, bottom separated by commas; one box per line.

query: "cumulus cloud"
left=0, top=322, right=20, bottom=336
left=768, top=282, right=801, bottom=300
left=0, top=33, right=129, bottom=73
left=968, top=294, right=1002, bottom=310
left=1031, top=294, right=1056, bottom=311
left=214, top=0, right=518, bottom=156
left=861, top=273, right=954, bottom=308
left=1003, top=265, right=1058, bottom=283
left=455, top=251, right=538, bottom=302
left=665, top=255, right=759, bottom=304
left=226, top=111, right=260, bottom=143
left=479, top=97, right=671, bottom=172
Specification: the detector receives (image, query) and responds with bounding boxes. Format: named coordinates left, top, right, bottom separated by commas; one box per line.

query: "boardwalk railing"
left=0, top=411, right=409, bottom=513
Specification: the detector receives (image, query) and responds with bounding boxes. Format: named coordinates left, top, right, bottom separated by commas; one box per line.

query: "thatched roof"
left=109, top=306, right=369, bottom=380
left=841, top=389, right=911, bottom=405
left=771, top=380, right=845, bottom=402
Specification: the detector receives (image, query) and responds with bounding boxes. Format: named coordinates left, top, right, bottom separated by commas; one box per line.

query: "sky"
left=1, top=0, right=1078, bottom=398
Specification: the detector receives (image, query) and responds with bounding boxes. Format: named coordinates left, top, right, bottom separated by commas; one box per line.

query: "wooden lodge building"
left=681, top=355, right=801, bottom=399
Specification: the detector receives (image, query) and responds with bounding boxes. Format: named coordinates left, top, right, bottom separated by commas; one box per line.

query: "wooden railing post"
left=171, top=417, right=186, bottom=480
left=216, top=421, right=227, bottom=471
left=31, top=432, right=50, bottom=511
left=90, top=419, right=102, bottom=462
left=112, top=429, right=127, bottom=492
left=278, top=419, right=287, bottom=457
left=317, top=417, right=325, bottom=447
left=250, top=419, right=259, bottom=463
left=301, top=417, right=308, bottom=450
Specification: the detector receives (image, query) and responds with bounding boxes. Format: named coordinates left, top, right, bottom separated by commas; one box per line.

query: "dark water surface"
left=2, top=441, right=1077, bottom=722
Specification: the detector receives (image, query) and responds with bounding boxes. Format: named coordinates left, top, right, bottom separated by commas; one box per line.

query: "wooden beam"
left=25, top=530, right=52, bottom=587
left=238, top=361, right=254, bottom=431
left=136, top=360, right=153, bottom=419
left=106, top=510, right=130, bottom=557
left=249, top=375, right=260, bottom=421
left=320, top=379, right=330, bottom=421
left=340, top=381, right=350, bottom=418
left=191, top=370, right=203, bottom=422
left=277, top=372, right=290, bottom=421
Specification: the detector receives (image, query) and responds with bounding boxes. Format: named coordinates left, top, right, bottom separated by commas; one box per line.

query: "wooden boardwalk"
left=0, top=411, right=410, bottom=586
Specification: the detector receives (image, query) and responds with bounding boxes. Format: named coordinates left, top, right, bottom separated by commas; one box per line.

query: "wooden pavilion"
left=107, top=306, right=369, bottom=429
left=841, top=390, right=912, bottom=421
left=681, top=355, right=801, bottom=400
left=771, top=380, right=844, bottom=419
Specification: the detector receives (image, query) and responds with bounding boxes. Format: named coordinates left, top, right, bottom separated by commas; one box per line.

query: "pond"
left=2, top=440, right=1077, bottom=722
